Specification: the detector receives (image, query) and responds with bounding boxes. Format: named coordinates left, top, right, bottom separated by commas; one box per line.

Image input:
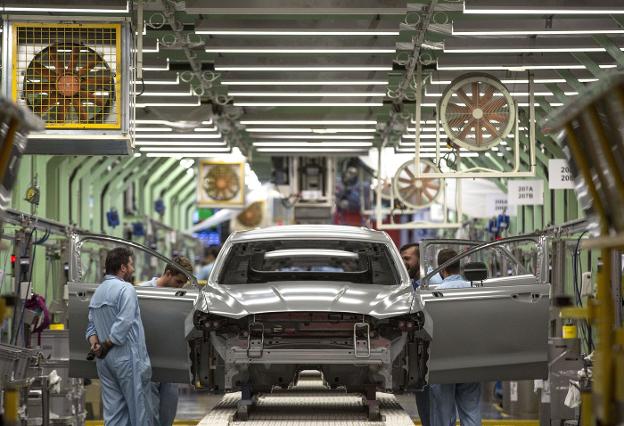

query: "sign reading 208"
left=548, top=159, right=575, bottom=189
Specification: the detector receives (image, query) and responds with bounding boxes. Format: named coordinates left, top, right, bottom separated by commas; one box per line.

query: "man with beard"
left=399, top=243, right=430, bottom=426
left=86, top=247, right=152, bottom=426
left=400, top=243, right=420, bottom=286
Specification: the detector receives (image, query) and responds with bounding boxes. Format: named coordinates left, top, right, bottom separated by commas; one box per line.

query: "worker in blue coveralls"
left=86, top=247, right=152, bottom=426
left=429, top=248, right=482, bottom=426
left=399, top=242, right=432, bottom=426
left=139, top=255, right=194, bottom=426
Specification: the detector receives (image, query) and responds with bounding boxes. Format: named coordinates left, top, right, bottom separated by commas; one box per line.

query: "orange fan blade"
left=78, top=54, right=102, bottom=76
left=471, top=82, right=479, bottom=106
left=79, top=90, right=107, bottom=107
left=83, top=75, right=112, bottom=87
left=482, top=97, right=508, bottom=113
left=48, top=46, right=65, bottom=74
left=71, top=98, right=89, bottom=122
left=455, top=87, right=473, bottom=107
left=26, top=60, right=55, bottom=80
left=482, top=119, right=501, bottom=139
left=67, top=46, right=80, bottom=73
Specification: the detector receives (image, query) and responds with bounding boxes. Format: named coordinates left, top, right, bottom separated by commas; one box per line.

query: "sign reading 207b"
left=548, top=159, right=575, bottom=190
left=508, top=180, right=544, bottom=206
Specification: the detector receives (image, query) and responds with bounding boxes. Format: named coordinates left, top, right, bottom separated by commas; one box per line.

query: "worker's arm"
left=85, top=308, right=97, bottom=340
left=108, top=285, right=138, bottom=346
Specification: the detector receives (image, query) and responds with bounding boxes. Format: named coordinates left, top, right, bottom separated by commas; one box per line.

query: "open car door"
left=68, top=282, right=199, bottom=383
left=418, top=236, right=549, bottom=384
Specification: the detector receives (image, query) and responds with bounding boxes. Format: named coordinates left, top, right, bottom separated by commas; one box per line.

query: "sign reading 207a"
left=548, top=159, right=575, bottom=189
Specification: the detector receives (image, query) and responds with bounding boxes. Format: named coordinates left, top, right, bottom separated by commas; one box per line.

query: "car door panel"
left=68, top=282, right=198, bottom=383
left=419, top=279, right=549, bottom=384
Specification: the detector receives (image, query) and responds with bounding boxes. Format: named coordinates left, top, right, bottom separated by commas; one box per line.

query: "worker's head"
left=204, top=246, right=220, bottom=264
left=161, top=256, right=194, bottom=288
left=437, top=248, right=460, bottom=278
left=399, top=243, right=420, bottom=280
left=105, top=247, right=134, bottom=282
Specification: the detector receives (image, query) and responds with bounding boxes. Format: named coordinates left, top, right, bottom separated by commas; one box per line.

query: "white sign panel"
left=485, top=194, right=516, bottom=216
left=548, top=159, right=575, bottom=190
left=508, top=180, right=544, bottom=205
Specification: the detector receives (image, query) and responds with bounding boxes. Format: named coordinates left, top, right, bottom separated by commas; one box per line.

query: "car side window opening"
left=218, top=240, right=400, bottom=285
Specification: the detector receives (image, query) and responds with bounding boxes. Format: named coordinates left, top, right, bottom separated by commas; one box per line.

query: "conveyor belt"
left=197, top=371, right=414, bottom=425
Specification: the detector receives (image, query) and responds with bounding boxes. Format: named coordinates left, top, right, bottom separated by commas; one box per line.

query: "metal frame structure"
left=1, top=14, right=134, bottom=155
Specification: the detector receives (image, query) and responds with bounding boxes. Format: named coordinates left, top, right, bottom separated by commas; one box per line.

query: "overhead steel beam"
left=215, top=55, right=394, bottom=68
left=201, top=36, right=397, bottom=50
left=185, top=0, right=408, bottom=15
left=556, top=69, right=586, bottom=92
left=571, top=52, right=605, bottom=77
left=464, top=0, right=624, bottom=14
left=437, top=52, right=616, bottom=70
left=593, top=34, right=624, bottom=67
left=219, top=71, right=391, bottom=82
left=194, top=16, right=403, bottom=32
left=443, top=35, right=624, bottom=53
left=164, top=172, right=195, bottom=226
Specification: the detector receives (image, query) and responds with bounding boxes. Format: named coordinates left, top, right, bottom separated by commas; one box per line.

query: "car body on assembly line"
left=68, top=225, right=550, bottom=394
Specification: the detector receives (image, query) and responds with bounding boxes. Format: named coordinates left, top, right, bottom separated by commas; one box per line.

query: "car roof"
left=229, top=225, right=390, bottom=244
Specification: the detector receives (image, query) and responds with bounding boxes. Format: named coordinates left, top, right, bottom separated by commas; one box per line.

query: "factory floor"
left=103, top=384, right=534, bottom=426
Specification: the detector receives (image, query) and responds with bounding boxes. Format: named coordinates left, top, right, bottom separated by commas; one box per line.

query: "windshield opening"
left=218, top=239, right=399, bottom=285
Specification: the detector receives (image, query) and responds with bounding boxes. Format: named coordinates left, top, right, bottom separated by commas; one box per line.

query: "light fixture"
left=135, top=127, right=173, bottom=132
left=256, top=148, right=370, bottom=153
left=228, top=92, right=386, bottom=97
left=145, top=152, right=231, bottom=158
left=444, top=47, right=608, bottom=53
left=246, top=128, right=377, bottom=133
left=216, top=66, right=392, bottom=72
left=135, top=133, right=222, bottom=139
left=2, top=2, right=129, bottom=13
left=132, top=78, right=180, bottom=85
left=196, top=30, right=399, bottom=36
left=194, top=126, right=219, bottom=132
left=135, top=141, right=227, bottom=146
left=234, top=102, right=384, bottom=107
left=140, top=147, right=232, bottom=152
left=436, top=64, right=616, bottom=71
left=452, top=29, right=624, bottom=35
left=206, top=48, right=396, bottom=53
left=222, top=81, right=389, bottom=86
left=141, top=61, right=170, bottom=71
left=135, top=119, right=212, bottom=126
left=241, top=120, right=377, bottom=125
left=430, top=77, right=599, bottom=85
left=254, top=135, right=375, bottom=140
left=462, top=4, right=624, bottom=15
left=180, top=158, right=195, bottom=169
left=133, top=90, right=193, bottom=97
left=135, top=101, right=201, bottom=107
left=253, top=142, right=372, bottom=147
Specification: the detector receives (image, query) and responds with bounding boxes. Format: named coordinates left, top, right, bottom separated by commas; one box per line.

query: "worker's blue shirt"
left=138, top=277, right=159, bottom=288
left=412, top=272, right=444, bottom=289
left=435, top=274, right=472, bottom=289
left=197, top=262, right=215, bottom=281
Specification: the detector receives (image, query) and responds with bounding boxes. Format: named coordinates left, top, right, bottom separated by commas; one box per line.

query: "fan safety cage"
left=197, top=161, right=246, bottom=208
left=12, top=23, right=122, bottom=129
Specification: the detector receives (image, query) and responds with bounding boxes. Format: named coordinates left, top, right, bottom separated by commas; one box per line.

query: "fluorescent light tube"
left=196, top=30, right=399, bottom=36
left=206, top=48, right=396, bottom=53
left=246, top=128, right=377, bottom=133
left=228, top=92, right=386, bottom=97
left=222, top=81, right=388, bottom=86
left=135, top=141, right=227, bottom=146
left=135, top=127, right=173, bottom=132
left=462, top=4, right=624, bottom=15
left=145, top=152, right=231, bottom=158
left=254, top=135, right=374, bottom=140
left=234, top=102, right=383, bottom=107
left=216, top=66, right=392, bottom=71
left=140, top=147, right=232, bottom=152
left=253, top=142, right=372, bottom=147
left=3, top=3, right=129, bottom=13
left=136, top=101, right=200, bottom=107
left=256, top=148, right=369, bottom=153
left=241, top=120, right=377, bottom=125
left=452, top=29, right=624, bottom=35
left=135, top=133, right=222, bottom=139
left=194, top=126, right=219, bottom=132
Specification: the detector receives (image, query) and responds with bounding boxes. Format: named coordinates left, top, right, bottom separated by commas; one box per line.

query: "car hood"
left=195, top=281, right=416, bottom=319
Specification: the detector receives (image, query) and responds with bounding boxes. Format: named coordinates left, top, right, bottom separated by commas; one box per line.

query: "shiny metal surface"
left=68, top=232, right=199, bottom=287
left=420, top=281, right=550, bottom=384
left=68, top=282, right=199, bottom=383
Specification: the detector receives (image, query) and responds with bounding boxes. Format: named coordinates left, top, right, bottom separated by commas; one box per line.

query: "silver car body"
left=69, top=225, right=550, bottom=393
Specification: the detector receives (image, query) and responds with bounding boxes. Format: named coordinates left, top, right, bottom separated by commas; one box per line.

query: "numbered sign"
left=485, top=194, right=516, bottom=216
left=548, top=159, right=575, bottom=189
left=508, top=180, right=544, bottom=205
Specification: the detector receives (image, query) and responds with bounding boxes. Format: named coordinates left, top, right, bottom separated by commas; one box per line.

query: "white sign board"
left=548, top=159, right=575, bottom=189
left=485, top=194, right=509, bottom=217
left=508, top=180, right=544, bottom=205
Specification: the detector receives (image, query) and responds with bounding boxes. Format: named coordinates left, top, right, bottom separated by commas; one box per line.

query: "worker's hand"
left=88, top=335, right=102, bottom=357
left=97, top=339, right=114, bottom=359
